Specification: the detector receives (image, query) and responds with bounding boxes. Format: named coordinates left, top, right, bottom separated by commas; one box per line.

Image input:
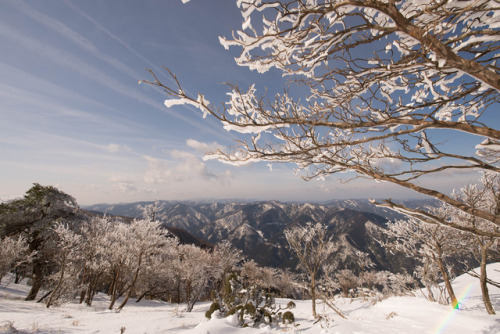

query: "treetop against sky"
left=0, top=0, right=497, bottom=205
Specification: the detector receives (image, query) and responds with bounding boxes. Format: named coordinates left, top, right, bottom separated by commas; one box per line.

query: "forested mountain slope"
left=86, top=200, right=431, bottom=272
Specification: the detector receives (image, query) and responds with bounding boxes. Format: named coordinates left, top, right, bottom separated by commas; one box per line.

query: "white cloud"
left=143, top=155, right=168, bottom=185
left=109, top=175, right=137, bottom=193
left=142, top=148, right=231, bottom=186
left=371, top=157, right=403, bottom=173
left=103, top=143, right=131, bottom=153
left=186, top=138, right=220, bottom=153
left=315, top=183, right=332, bottom=193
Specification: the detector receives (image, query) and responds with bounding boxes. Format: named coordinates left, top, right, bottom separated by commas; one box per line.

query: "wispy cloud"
left=9, top=0, right=141, bottom=80
left=0, top=21, right=164, bottom=111
left=62, top=0, right=166, bottom=77
left=61, top=0, right=234, bottom=142
left=103, top=143, right=132, bottom=153
left=0, top=62, right=169, bottom=140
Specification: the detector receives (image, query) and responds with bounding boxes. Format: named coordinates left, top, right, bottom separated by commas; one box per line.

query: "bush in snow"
left=206, top=272, right=295, bottom=328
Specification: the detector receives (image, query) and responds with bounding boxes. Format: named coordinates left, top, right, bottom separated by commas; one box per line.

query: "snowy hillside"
left=1, top=263, right=499, bottom=334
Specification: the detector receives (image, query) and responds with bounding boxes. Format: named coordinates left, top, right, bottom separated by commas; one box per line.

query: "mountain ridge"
left=84, top=199, right=433, bottom=272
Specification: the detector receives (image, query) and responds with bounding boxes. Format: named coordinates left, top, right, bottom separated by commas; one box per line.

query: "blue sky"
left=0, top=0, right=485, bottom=205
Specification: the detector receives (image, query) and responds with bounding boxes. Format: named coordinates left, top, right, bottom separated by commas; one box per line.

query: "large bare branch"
left=149, top=0, right=500, bottom=234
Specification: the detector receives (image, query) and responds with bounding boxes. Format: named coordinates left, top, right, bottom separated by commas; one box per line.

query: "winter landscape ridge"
left=84, top=199, right=434, bottom=271
left=1, top=263, right=499, bottom=334
left=1, top=195, right=499, bottom=334
left=1, top=0, right=499, bottom=332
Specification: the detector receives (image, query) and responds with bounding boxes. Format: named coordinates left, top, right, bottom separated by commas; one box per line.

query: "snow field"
left=1, top=263, right=500, bottom=333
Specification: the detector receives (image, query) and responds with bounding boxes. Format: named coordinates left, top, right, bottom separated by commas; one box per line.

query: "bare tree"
left=334, top=268, right=358, bottom=298
left=117, top=220, right=175, bottom=311
left=147, top=0, right=500, bottom=235
left=0, top=236, right=31, bottom=283
left=45, top=223, right=82, bottom=308
left=141, top=200, right=165, bottom=222
left=77, top=216, right=114, bottom=307
left=386, top=215, right=465, bottom=309
left=177, top=243, right=212, bottom=312
left=211, top=240, right=243, bottom=293
left=387, top=172, right=499, bottom=313
left=285, top=222, right=336, bottom=318
left=450, top=172, right=500, bottom=314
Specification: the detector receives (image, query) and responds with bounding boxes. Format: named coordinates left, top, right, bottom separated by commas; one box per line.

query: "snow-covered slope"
left=1, top=263, right=499, bottom=333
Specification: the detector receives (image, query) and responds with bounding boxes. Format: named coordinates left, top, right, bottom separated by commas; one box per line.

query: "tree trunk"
left=479, top=244, right=495, bottom=315
left=426, top=285, right=436, bottom=302
left=85, top=274, right=100, bottom=306
left=85, top=283, right=94, bottom=307
left=432, top=251, right=458, bottom=309
left=136, top=287, right=154, bottom=303
left=117, top=264, right=142, bottom=311
left=46, top=254, right=67, bottom=308
left=36, top=290, right=52, bottom=303
left=25, top=260, right=43, bottom=301
left=108, top=269, right=121, bottom=310
left=186, top=279, right=207, bottom=312
left=15, top=267, right=25, bottom=284
left=185, top=279, right=192, bottom=307
left=310, top=275, right=317, bottom=318
left=79, top=268, right=89, bottom=304
left=79, top=290, right=86, bottom=304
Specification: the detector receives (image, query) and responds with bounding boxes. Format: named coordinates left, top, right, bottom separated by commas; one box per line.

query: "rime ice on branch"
left=157, top=0, right=499, bottom=231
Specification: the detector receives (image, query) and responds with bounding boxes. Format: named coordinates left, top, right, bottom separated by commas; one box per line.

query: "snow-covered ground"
left=1, top=264, right=500, bottom=334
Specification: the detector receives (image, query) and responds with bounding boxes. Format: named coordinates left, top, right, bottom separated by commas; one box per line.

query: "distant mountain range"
left=85, top=199, right=435, bottom=272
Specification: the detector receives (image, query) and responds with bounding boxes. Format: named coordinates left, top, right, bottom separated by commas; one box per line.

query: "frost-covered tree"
left=317, top=264, right=347, bottom=319
left=271, top=268, right=298, bottom=298
left=354, top=250, right=375, bottom=299
left=102, top=221, right=131, bottom=310
left=133, top=242, right=178, bottom=303
left=334, top=268, right=359, bottom=298
left=0, top=236, right=31, bottom=283
left=388, top=172, right=499, bottom=314
left=117, top=219, right=175, bottom=310
left=0, top=183, right=79, bottom=301
left=449, top=172, right=500, bottom=314
left=61, top=216, right=179, bottom=310
left=149, top=0, right=500, bottom=235
left=386, top=215, right=464, bottom=309
left=77, top=216, right=115, bottom=306
left=211, top=240, right=243, bottom=294
left=45, top=223, right=82, bottom=308
left=414, top=259, right=448, bottom=304
left=177, top=243, right=213, bottom=312
left=285, top=222, right=336, bottom=318
left=241, top=260, right=276, bottom=291
left=141, top=200, right=165, bottom=222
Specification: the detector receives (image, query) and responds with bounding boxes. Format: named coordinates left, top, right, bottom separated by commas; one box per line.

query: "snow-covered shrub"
left=282, top=311, right=294, bottom=324
left=206, top=272, right=295, bottom=328
left=205, top=301, right=220, bottom=319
